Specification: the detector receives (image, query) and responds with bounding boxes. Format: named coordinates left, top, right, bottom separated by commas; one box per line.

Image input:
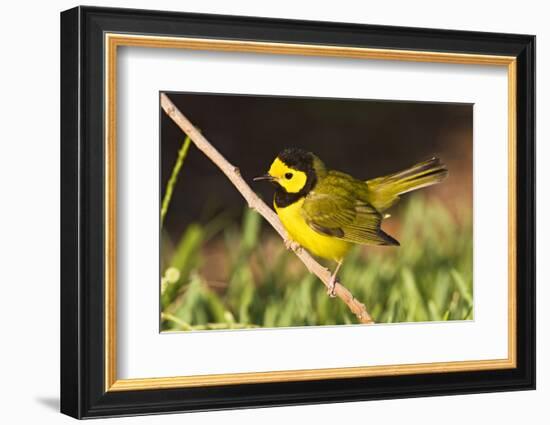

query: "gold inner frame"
left=104, top=33, right=517, bottom=392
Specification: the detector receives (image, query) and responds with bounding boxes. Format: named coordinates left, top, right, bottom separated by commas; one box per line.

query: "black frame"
left=60, top=6, right=535, bottom=419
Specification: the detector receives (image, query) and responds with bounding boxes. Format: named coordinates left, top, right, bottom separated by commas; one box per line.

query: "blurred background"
left=160, top=92, right=473, bottom=331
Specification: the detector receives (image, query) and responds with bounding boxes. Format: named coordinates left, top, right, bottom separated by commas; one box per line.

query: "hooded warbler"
left=254, top=148, right=448, bottom=295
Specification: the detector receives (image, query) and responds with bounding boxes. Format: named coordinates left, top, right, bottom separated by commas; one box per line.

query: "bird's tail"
left=366, top=157, right=448, bottom=212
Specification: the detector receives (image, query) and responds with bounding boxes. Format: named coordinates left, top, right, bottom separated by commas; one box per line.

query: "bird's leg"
left=327, top=259, right=343, bottom=298
left=284, top=238, right=301, bottom=252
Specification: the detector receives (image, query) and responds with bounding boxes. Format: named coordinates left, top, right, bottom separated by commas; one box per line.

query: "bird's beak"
left=253, top=174, right=275, bottom=182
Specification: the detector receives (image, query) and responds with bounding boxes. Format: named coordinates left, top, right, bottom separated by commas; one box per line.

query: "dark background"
left=161, top=92, right=472, bottom=237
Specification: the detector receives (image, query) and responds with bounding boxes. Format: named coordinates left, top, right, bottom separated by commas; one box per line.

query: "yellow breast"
left=274, top=198, right=351, bottom=261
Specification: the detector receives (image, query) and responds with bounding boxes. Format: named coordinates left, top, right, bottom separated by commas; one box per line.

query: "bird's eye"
left=285, top=172, right=293, bottom=180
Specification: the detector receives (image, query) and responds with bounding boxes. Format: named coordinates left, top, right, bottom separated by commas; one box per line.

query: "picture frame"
left=60, top=5, right=535, bottom=419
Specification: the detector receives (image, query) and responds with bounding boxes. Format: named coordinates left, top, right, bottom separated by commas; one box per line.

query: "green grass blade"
left=161, top=136, right=191, bottom=226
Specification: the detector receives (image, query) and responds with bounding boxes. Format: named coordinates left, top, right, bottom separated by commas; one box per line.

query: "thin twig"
left=161, top=135, right=192, bottom=226
left=161, top=312, right=193, bottom=330
left=161, top=312, right=260, bottom=331
left=160, top=93, right=374, bottom=324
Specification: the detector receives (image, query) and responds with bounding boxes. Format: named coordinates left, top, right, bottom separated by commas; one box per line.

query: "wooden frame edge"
left=104, top=33, right=518, bottom=392
left=108, top=358, right=516, bottom=391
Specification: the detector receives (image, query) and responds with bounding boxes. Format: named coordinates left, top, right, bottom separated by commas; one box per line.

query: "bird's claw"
left=284, top=239, right=300, bottom=251
left=327, top=276, right=337, bottom=298
left=327, top=260, right=342, bottom=298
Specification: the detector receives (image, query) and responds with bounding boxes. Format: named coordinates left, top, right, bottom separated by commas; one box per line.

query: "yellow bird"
left=254, top=148, right=448, bottom=295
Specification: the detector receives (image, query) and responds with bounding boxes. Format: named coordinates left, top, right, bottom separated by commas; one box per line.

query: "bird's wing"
left=301, top=190, right=398, bottom=246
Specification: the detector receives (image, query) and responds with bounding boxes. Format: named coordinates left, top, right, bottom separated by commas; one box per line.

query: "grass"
left=160, top=195, right=473, bottom=331
left=160, top=136, right=191, bottom=226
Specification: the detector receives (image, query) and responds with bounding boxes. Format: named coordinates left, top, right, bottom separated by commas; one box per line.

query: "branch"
left=160, top=93, right=374, bottom=324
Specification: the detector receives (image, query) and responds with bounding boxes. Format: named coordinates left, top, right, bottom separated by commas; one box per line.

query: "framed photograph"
left=60, top=6, right=535, bottom=419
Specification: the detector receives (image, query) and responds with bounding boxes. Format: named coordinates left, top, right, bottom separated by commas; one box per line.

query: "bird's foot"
left=326, top=259, right=343, bottom=298
left=327, top=274, right=337, bottom=298
left=284, top=239, right=301, bottom=252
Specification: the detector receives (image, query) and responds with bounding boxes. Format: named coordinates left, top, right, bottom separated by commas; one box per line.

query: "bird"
left=254, top=147, right=448, bottom=296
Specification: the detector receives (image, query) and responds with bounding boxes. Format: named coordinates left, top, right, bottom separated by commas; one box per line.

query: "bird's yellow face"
left=267, top=157, right=308, bottom=193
